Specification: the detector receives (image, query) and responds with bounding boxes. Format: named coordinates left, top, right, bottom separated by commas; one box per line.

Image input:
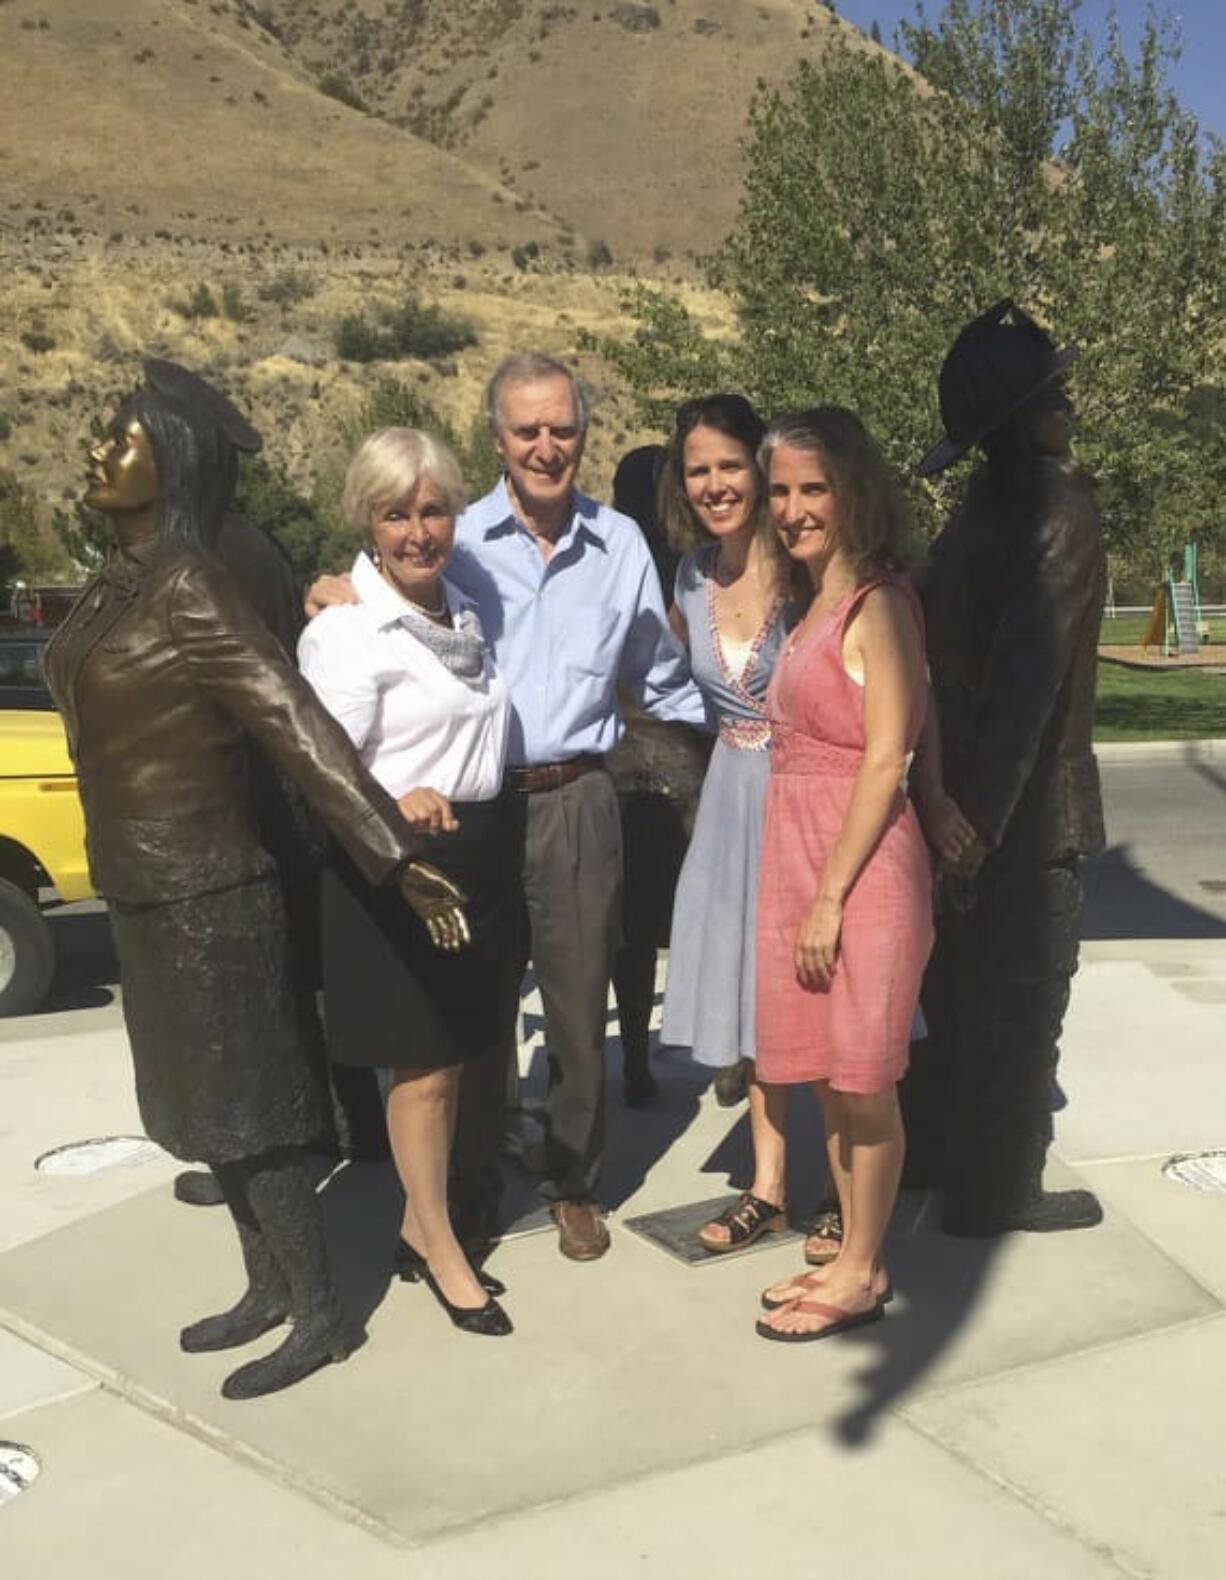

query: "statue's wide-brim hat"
left=142, top=357, right=263, bottom=453
left=918, top=300, right=1078, bottom=478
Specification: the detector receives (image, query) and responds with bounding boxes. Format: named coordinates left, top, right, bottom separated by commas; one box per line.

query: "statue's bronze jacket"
left=924, top=455, right=1106, bottom=862
left=44, top=543, right=419, bottom=905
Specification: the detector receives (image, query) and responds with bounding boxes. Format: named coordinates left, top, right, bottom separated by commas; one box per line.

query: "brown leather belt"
left=505, top=754, right=605, bottom=794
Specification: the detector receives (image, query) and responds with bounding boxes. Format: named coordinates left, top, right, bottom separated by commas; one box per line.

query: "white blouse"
left=298, top=553, right=510, bottom=803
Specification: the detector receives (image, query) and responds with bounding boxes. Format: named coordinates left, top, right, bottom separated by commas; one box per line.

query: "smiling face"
left=682, top=423, right=760, bottom=542
left=83, top=412, right=159, bottom=531
left=370, top=474, right=456, bottom=605
left=768, top=443, right=843, bottom=572
left=493, top=373, right=585, bottom=523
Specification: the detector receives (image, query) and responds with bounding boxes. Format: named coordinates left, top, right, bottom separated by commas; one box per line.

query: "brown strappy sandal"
left=697, top=1191, right=789, bottom=1254
left=803, top=1200, right=844, bottom=1266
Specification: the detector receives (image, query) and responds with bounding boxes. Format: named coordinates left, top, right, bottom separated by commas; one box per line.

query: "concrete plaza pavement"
left=0, top=752, right=1223, bottom=1578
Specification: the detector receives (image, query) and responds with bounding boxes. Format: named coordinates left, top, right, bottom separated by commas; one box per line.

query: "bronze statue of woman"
left=44, top=360, right=468, bottom=1399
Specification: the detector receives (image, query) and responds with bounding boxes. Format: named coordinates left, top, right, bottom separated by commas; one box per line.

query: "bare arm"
left=794, top=585, right=921, bottom=992
left=669, top=601, right=689, bottom=648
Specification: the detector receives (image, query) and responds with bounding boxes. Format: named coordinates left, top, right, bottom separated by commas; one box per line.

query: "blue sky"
left=838, top=1, right=1225, bottom=142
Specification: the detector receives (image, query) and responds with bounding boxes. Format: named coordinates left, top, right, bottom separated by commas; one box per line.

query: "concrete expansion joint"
left=0, top=1304, right=415, bottom=1551
left=899, top=1306, right=1226, bottom=1411
left=898, top=1406, right=1148, bottom=1580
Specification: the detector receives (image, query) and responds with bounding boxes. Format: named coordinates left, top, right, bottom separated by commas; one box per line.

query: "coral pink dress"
left=755, top=576, right=933, bottom=1093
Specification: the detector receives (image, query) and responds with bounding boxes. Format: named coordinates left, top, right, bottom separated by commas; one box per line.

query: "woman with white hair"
left=298, top=427, right=513, bottom=1337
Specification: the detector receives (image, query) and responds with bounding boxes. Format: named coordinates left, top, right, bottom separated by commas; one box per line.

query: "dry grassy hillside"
left=241, top=0, right=876, bottom=259
left=0, top=232, right=732, bottom=547
left=0, top=0, right=884, bottom=578
left=0, top=0, right=567, bottom=250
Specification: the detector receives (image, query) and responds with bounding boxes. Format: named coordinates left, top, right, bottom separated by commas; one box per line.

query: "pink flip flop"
left=755, top=1297, right=885, bottom=1343
left=761, top=1275, right=894, bottom=1312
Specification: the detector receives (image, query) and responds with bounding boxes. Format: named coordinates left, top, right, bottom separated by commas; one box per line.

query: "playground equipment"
left=1140, top=544, right=1204, bottom=656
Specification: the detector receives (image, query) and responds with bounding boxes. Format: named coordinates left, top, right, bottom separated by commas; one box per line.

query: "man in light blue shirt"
left=451, top=354, right=706, bottom=1261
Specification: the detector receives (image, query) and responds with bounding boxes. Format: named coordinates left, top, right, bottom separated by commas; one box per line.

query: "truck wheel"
left=0, top=877, right=55, bottom=1017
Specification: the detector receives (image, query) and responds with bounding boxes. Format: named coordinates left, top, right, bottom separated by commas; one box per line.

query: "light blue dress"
left=660, top=545, right=790, bottom=1067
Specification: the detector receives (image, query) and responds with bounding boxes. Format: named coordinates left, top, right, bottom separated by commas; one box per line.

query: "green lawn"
left=1099, top=612, right=1154, bottom=646
left=1094, top=660, right=1226, bottom=741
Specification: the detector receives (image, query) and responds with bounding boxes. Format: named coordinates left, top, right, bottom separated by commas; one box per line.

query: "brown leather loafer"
left=550, top=1201, right=611, bottom=1262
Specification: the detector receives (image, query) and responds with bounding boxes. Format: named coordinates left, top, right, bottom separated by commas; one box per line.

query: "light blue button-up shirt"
left=449, top=478, right=708, bottom=767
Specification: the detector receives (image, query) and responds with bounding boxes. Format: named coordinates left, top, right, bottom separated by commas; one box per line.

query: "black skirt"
left=321, top=796, right=512, bottom=1071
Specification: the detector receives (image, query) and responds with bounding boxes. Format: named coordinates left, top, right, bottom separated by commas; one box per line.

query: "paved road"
left=1084, top=755, right=1226, bottom=938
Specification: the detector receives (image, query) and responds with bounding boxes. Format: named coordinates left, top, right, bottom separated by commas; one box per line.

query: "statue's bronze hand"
left=399, top=860, right=471, bottom=952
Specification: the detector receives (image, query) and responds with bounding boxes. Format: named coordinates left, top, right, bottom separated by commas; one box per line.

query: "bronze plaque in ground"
left=624, top=1195, right=804, bottom=1267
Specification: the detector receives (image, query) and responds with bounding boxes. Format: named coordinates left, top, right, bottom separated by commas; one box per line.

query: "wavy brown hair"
left=759, top=406, right=913, bottom=583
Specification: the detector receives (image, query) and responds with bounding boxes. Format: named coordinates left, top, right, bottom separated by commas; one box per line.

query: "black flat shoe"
left=420, top=1265, right=513, bottom=1336
left=394, top=1237, right=506, bottom=1298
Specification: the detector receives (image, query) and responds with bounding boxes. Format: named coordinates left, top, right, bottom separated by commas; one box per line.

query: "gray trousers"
left=452, top=768, right=622, bottom=1213
left=501, top=769, right=623, bottom=1205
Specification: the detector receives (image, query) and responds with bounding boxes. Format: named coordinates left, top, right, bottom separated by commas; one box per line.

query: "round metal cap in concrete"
left=0, top=1443, right=40, bottom=1506
left=1163, top=1150, right=1226, bottom=1192
left=35, top=1136, right=162, bottom=1177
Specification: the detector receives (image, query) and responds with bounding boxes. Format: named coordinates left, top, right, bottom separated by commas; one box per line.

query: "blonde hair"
left=342, top=427, right=466, bottom=537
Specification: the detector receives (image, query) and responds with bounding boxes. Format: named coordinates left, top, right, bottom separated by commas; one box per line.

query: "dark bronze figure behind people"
left=43, top=360, right=468, bottom=1398
left=907, top=301, right=1106, bottom=1235
left=607, top=445, right=712, bottom=1105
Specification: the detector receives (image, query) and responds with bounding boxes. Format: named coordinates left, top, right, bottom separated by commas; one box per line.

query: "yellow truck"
left=0, top=705, right=93, bottom=1015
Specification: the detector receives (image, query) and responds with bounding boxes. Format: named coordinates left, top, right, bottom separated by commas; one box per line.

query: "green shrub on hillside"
left=335, top=314, right=385, bottom=363
left=171, top=283, right=219, bottom=321
left=318, top=72, right=368, bottom=112
left=258, top=270, right=318, bottom=309
left=334, top=298, right=478, bottom=364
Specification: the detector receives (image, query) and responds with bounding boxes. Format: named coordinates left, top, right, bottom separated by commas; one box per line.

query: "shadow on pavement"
left=700, top=1086, right=1004, bottom=1449
left=318, top=1159, right=400, bottom=1336
left=1081, top=843, right=1226, bottom=940
left=826, top=1192, right=1000, bottom=1447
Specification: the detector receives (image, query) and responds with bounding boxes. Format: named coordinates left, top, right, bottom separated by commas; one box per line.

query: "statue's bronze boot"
left=215, top=1151, right=351, bottom=1399
left=220, top=1300, right=349, bottom=1400
left=180, top=1212, right=289, bottom=1353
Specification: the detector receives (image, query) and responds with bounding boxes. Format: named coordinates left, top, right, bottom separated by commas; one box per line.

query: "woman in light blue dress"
left=659, top=395, right=835, bottom=1255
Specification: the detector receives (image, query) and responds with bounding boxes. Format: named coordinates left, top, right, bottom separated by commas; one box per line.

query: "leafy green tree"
left=590, top=0, right=1226, bottom=578
left=235, top=456, right=352, bottom=584
left=50, top=501, right=109, bottom=575
left=1, top=471, right=73, bottom=582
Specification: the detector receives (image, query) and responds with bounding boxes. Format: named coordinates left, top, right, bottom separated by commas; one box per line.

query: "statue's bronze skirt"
left=110, top=874, right=329, bottom=1163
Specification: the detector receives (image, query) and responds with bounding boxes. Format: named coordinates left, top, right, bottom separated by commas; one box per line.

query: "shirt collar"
left=476, top=477, right=608, bottom=553
left=350, top=551, right=454, bottom=629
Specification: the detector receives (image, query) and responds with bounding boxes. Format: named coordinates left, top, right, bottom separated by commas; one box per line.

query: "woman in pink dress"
left=754, top=407, right=942, bottom=1342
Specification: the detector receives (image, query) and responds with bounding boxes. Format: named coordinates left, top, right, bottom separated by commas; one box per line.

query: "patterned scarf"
left=397, top=595, right=488, bottom=681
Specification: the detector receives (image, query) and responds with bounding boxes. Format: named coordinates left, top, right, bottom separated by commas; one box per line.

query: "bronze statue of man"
left=44, top=360, right=467, bottom=1398
left=908, top=300, right=1106, bottom=1236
